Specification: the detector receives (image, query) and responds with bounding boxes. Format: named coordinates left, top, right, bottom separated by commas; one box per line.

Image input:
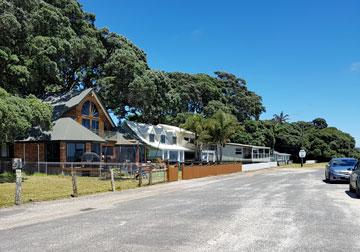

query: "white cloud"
left=350, top=62, right=360, bottom=73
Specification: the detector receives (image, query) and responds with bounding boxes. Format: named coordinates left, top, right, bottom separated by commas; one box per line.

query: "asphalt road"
left=1, top=168, right=360, bottom=252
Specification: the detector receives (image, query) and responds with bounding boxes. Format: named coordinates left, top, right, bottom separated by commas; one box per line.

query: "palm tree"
left=181, top=114, right=209, bottom=161
left=273, top=111, right=289, bottom=124
left=207, top=110, right=238, bottom=162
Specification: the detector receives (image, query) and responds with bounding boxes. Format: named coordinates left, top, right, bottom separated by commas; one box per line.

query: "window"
left=92, top=120, right=99, bottom=130
left=67, top=143, right=85, bottom=162
left=235, top=148, right=242, bottom=155
left=0, top=143, right=9, bottom=158
left=92, top=105, right=99, bottom=117
left=103, top=146, right=113, bottom=156
left=172, top=136, right=177, bottom=145
left=82, top=119, right=90, bottom=129
left=81, top=101, right=91, bottom=116
left=46, top=143, right=60, bottom=162
left=169, top=151, right=178, bottom=161
left=160, top=135, right=166, bottom=144
left=92, top=143, right=101, bottom=155
left=81, top=101, right=100, bottom=132
left=149, top=134, right=155, bottom=142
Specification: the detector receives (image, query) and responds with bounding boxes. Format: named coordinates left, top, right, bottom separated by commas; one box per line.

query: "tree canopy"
left=232, top=119, right=359, bottom=162
left=1, top=0, right=359, bottom=162
left=0, top=88, right=52, bottom=143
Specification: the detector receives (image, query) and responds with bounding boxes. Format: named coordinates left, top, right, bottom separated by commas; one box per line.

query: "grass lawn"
left=280, top=162, right=327, bottom=169
left=0, top=173, right=139, bottom=208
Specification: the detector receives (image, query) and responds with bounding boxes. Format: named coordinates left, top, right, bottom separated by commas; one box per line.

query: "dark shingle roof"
left=44, top=88, right=93, bottom=120
left=18, top=118, right=106, bottom=142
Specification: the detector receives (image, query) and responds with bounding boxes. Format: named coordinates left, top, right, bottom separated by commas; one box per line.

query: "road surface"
left=1, top=168, right=360, bottom=251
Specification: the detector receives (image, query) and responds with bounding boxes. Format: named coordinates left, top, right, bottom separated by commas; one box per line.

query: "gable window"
left=92, top=120, right=99, bottom=130
left=160, top=135, right=166, bottom=144
left=81, top=101, right=91, bottom=116
left=172, top=136, right=177, bottom=145
left=81, top=101, right=100, bottom=132
left=82, top=119, right=90, bottom=129
left=149, top=134, right=155, bottom=143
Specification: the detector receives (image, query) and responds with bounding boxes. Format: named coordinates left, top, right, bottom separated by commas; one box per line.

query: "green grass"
left=280, top=162, right=327, bottom=169
left=0, top=174, right=139, bottom=208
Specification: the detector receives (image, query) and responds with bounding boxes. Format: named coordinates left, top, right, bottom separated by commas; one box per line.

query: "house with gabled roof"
left=124, top=121, right=211, bottom=163
left=11, top=88, right=144, bottom=164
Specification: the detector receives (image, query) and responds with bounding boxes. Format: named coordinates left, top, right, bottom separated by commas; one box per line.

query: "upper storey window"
left=81, top=101, right=99, bottom=131
left=82, top=101, right=99, bottom=117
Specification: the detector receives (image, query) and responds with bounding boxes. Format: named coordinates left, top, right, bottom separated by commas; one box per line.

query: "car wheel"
left=327, top=175, right=332, bottom=183
left=356, top=182, right=360, bottom=198
left=349, top=183, right=355, bottom=193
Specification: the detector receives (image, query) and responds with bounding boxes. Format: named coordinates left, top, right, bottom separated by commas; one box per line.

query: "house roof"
left=18, top=118, right=106, bottom=142
left=125, top=121, right=193, bottom=151
left=226, top=142, right=271, bottom=149
left=105, top=131, right=142, bottom=146
left=158, top=124, right=194, bottom=135
left=44, top=88, right=115, bottom=127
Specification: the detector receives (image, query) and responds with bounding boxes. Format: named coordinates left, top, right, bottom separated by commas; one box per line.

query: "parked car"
left=349, top=161, right=360, bottom=196
left=81, top=152, right=101, bottom=163
left=325, top=158, right=358, bottom=183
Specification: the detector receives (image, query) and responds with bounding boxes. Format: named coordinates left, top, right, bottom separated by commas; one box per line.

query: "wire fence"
left=0, top=161, right=168, bottom=207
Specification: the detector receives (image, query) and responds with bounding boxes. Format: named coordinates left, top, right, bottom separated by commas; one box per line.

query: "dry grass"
left=280, top=162, right=327, bottom=169
left=0, top=174, right=138, bottom=208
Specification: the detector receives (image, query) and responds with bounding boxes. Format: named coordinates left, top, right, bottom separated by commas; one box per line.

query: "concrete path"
left=1, top=168, right=359, bottom=251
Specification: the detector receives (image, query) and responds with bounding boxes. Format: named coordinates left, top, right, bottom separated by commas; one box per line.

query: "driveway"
left=1, top=168, right=360, bottom=251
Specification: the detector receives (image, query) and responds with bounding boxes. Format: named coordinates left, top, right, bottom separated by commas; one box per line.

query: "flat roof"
left=226, top=143, right=271, bottom=149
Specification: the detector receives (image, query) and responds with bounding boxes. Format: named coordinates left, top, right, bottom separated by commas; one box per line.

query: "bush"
left=0, top=171, right=16, bottom=183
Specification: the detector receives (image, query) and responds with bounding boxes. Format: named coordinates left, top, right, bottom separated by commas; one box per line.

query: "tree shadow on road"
left=345, top=191, right=359, bottom=199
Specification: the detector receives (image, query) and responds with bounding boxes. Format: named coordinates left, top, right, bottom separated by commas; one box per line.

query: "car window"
left=354, top=163, right=360, bottom=171
left=332, top=160, right=357, bottom=167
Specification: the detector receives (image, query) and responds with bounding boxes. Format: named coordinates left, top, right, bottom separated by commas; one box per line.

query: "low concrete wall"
left=242, top=162, right=278, bottom=172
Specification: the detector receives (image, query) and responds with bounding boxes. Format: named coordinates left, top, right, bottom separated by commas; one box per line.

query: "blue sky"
left=80, top=0, right=360, bottom=144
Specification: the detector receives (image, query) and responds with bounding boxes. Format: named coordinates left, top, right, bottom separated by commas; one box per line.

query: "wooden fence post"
left=138, top=167, right=142, bottom=187
left=71, top=164, right=78, bottom=197
left=15, top=169, right=22, bottom=205
left=149, top=168, right=153, bottom=185
left=110, top=168, right=116, bottom=192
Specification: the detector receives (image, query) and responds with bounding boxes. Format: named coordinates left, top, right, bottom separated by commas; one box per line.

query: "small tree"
left=207, top=110, right=238, bottom=162
left=181, top=114, right=209, bottom=161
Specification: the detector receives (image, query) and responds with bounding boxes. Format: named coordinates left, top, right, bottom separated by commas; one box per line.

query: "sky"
left=80, top=0, right=360, bottom=144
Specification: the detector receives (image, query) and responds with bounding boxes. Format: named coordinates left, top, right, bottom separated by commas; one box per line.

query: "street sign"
left=299, top=150, right=306, bottom=158
left=12, top=158, right=22, bottom=170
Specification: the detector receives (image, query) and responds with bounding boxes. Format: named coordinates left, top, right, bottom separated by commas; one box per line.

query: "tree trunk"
left=219, top=145, right=223, bottom=163
left=215, top=144, right=219, bottom=163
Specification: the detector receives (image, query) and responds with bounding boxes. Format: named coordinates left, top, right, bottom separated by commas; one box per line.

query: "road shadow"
left=345, top=191, right=359, bottom=199
left=322, top=179, right=348, bottom=184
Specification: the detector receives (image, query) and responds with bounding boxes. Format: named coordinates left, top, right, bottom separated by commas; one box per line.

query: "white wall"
left=242, top=162, right=278, bottom=172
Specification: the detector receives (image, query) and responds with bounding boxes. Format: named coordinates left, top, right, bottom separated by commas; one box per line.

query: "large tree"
left=0, top=0, right=148, bottom=99
left=0, top=88, right=52, bottom=143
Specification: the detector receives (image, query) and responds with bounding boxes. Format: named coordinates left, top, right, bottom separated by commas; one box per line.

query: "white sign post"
left=299, top=150, right=307, bottom=167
